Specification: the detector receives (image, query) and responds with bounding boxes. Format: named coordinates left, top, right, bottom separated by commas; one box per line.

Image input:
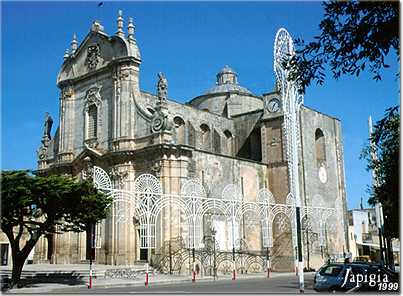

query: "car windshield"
left=320, top=265, right=343, bottom=276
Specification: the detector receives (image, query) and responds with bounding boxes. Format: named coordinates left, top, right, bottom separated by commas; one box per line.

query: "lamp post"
left=231, top=204, right=236, bottom=281
left=169, top=239, right=172, bottom=274
left=211, top=228, right=217, bottom=280
left=266, top=247, right=271, bottom=278
left=190, top=196, right=197, bottom=283
left=306, top=228, right=310, bottom=270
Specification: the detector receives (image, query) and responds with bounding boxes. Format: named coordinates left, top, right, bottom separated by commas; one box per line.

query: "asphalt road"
left=51, top=273, right=316, bottom=294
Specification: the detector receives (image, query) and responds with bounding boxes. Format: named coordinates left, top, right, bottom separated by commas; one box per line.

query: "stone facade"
left=29, top=13, right=349, bottom=272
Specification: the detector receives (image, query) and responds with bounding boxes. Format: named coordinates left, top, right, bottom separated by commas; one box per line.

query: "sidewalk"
left=2, top=264, right=299, bottom=294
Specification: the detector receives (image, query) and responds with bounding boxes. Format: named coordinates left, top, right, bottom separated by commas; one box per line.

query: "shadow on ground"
left=1, top=272, right=86, bottom=292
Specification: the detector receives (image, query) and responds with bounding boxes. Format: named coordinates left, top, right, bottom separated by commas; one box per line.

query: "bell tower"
left=261, top=87, right=285, bottom=164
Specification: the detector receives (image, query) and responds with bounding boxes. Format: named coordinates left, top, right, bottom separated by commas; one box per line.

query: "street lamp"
left=305, top=228, right=310, bottom=270
left=266, top=246, right=271, bottom=278
left=211, top=227, right=217, bottom=280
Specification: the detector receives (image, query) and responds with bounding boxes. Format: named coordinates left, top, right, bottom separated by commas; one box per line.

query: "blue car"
left=314, top=262, right=399, bottom=292
left=313, top=263, right=368, bottom=292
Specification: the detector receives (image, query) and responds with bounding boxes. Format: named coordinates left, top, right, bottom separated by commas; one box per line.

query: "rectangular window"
left=95, top=223, right=102, bottom=249
left=87, top=105, right=97, bottom=139
left=320, top=265, right=343, bottom=276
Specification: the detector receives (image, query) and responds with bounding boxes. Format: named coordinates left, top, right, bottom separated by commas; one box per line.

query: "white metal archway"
left=92, top=166, right=341, bottom=263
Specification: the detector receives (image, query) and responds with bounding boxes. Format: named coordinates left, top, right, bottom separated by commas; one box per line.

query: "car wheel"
left=328, top=286, right=338, bottom=293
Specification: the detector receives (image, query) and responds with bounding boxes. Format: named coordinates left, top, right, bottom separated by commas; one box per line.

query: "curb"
left=6, top=272, right=312, bottom=293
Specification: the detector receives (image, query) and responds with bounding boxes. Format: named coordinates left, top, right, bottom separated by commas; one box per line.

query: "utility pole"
left=306, top=229, right=310, bottom=270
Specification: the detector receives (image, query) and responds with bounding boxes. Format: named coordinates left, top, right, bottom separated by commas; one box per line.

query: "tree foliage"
left=361, top=106, right=399, bottom=238
left=288, top=1, right=399, bottom=93
left=1, top=171, right=113, bottom=287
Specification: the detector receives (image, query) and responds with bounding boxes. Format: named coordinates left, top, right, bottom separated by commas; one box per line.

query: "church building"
left=34, top=11, right=349, bottom=272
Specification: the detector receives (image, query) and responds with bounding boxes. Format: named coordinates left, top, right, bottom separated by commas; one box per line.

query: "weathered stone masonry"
left=30, top=12, right=349, bottom=271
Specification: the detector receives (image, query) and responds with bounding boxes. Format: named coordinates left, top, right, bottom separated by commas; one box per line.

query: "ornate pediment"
left=57, top=30, right=139, bottom=86
left=85, top=86, right=102, bottom=106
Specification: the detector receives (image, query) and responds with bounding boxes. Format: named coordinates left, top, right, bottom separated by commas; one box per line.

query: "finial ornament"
left=91, top=20, right=104, bottom=32
left=157, top=72, right=168, bottom=107
left=151, top=72, right=171, bottom=133
left=71, top=33, right=78, bottom=53
left=63, top=49, right=70, bottom=60
left=116, top=10, right=124, bottom=37
left=128, top=17, right=135, bottom=41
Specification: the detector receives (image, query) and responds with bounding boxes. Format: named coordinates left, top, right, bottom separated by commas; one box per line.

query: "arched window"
left=224, top=130, right=233, bottom=155
left=315, top=128, right=326, bottom=167
left=174, top=116, right=185, bottom=145
left=200, top=124, right=210, bottom=149
left=87, top=104, right=98, bottom=139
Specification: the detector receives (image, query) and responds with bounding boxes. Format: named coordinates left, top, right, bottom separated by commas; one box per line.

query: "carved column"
left=109, top=164, right=133, bottom=265
left=58, top=85, right=75, bottom=162
left=113, top=63, right=139, bottom=150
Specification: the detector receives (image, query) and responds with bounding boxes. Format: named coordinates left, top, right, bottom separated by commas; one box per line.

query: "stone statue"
left=43, top=112, right=53, bottom=140
left=157, top=72, right=168, bottom=103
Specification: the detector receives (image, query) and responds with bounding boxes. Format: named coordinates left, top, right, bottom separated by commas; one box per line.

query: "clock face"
left=318, top=166, right=327, bottom=183
left=267, top=98, right=281, bottom=113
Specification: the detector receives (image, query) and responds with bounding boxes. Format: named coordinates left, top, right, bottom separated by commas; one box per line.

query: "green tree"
left=288, top=1, right=399, bottom=93
left=361, top=106, right=399, bottom=238
left=1, top=171, right=113, bottom=287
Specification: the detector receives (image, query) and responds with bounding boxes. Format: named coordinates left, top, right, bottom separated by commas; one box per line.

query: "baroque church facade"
left=34, top=12, right=349, bottom=272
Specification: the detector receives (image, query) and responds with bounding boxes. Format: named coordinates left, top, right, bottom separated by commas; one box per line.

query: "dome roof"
left=218, top=65, right=235, bottom=75
left=205, top=83, right=253, bottom=95
left=204, top=65, right=253, bottom=95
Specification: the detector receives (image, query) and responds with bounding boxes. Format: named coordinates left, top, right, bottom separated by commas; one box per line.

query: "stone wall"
left=300, top=106, right=348, bottom=269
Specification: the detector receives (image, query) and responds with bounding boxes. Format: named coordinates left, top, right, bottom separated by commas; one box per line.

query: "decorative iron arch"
left=92, top=166, right=342, bottom=274
left=93, top=166, right=113, bottom=192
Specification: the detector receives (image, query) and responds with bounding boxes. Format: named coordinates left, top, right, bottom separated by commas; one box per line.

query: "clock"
left=266, top=98, right=281, bottom=113
left=318, top=166, right=327, bottom=184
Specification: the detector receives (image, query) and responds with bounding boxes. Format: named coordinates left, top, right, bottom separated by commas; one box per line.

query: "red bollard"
left=192, top=262, right=196, bottom=283
left=88, top=269, right=92, bottom=289
left=232, top=269, right=236, bottom=280
left=145, top=262, right=149, bottom=287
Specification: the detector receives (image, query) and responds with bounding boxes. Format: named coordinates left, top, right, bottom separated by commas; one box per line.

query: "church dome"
left=204, top=66, right=253, bottom=95
left=218, top=65, right=236, bottom=76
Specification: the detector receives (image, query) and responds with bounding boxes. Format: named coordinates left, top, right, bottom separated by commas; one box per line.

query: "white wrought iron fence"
left=92, top=166, right=342, bottom=253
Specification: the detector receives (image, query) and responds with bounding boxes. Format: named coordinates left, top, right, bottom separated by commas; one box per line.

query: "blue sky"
left=2, top=2, right=399, bottom=210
